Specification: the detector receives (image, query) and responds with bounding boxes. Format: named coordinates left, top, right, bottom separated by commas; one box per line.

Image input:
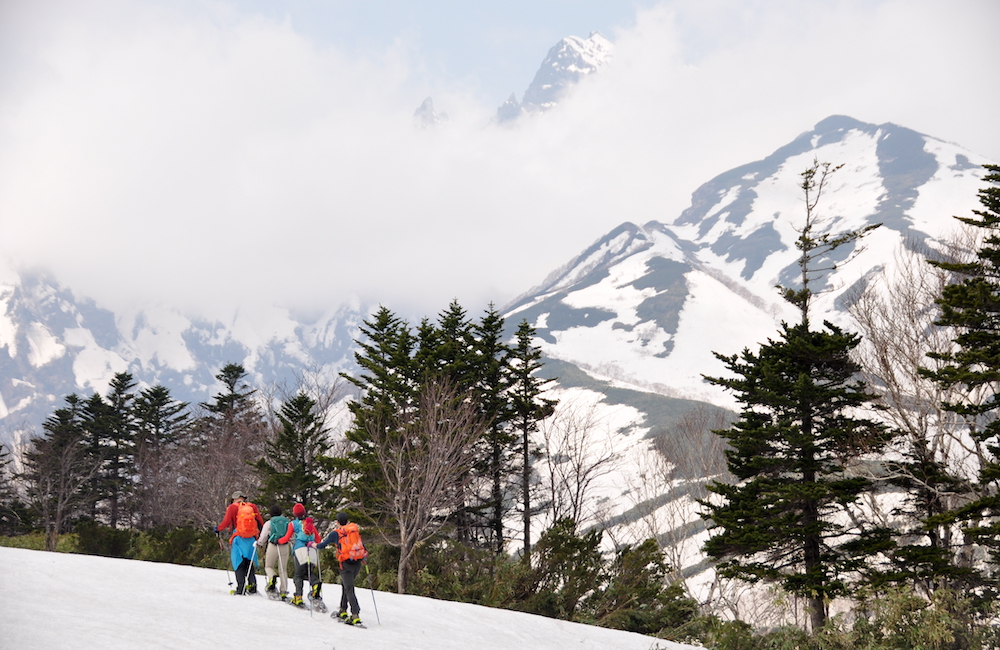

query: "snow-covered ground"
left=1, top=546, right=696, bottom=650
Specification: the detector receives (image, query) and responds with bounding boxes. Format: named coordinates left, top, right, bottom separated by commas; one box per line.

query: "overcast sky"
left=0, top=0, right=997, bottom=325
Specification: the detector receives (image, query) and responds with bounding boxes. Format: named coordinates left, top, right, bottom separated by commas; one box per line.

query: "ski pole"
left=306, top=548, right=314, bottom=617
left=366, top=563, right=380, bottom=625
left=249, top=541, right=260, bottom=593
left=316, top=548, right=323, bottom=603
left=217, top=532, right=233, bottom=589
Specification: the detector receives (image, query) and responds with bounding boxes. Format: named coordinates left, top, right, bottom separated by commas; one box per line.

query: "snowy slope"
left=506, top=116, right=993, bottom=409
left=498, top=116, right=996, bottom=599
left=1, top=546, right=693, bottom=650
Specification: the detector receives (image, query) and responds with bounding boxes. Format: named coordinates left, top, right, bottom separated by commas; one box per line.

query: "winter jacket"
left=278, top=517, right=320, bottom=551
left=257, top=520, right=271, bottom=550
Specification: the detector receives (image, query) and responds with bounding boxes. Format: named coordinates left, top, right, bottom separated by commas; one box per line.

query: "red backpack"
left=235, top=502, right=259, bottom=538
left=337, top=523, right=368, bottom=563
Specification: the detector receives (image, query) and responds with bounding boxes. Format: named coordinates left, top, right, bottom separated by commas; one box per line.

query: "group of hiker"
left=214, top=490, right=368, bottom=626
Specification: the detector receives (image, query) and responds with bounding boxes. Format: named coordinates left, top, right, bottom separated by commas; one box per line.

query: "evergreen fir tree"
left=23, top=395, right=100, bottom=550
left=470, top=304, right=517, bottom=554
left=201, top=363, right=262, bottom=434
left=509, top=319, right=557, bottom=561
left=921, top=164, right=1000, bottom=578
left=80, top=373, right=138, bottom=527
left=341, top=307, right=420, bottom=510
left=134, top=385, right=189, bottom=451
left=701, top=160, right=891, bottom=631
left=416, top=300, right=477, bottom=386
left=132, top=385, right=189, bottom=529
left=254, top=391, right=334, bottom=512
left=187, top=363, right=266, bottom=512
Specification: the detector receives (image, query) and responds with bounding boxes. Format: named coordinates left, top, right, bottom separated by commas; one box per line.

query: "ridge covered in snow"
left=497, top=32, right=613, bottom=122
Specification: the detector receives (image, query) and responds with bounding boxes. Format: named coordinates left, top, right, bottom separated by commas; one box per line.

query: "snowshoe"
left=310, top=595, right=328, bottom=613
left=289, top=595, right=306, bottom=608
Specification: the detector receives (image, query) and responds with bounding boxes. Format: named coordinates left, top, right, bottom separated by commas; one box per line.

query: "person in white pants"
left=256, top=505, right=291, bottom=600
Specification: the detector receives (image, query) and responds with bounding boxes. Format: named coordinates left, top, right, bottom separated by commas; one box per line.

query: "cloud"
left=0, top=0, right=997, bottom=326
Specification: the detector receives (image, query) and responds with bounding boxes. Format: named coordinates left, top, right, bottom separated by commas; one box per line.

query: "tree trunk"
left=397, top=544, right=411, bottom=594
left=521, top=419, right=531, bottom=562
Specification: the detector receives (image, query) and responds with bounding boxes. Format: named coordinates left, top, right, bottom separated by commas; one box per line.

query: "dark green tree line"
left=341, top=301, right=557, bottom=568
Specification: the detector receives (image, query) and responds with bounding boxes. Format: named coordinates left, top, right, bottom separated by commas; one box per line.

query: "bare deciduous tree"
left=623, top=406, right=733, bottom=593
left=175, top=404, right=268, bottom=528
left=536, top=399, right=620, bottom=533
left=848, top=233, right=989, bottom=589
left=22, top=423, right=101, bottom=551
left=365, top=377, right=486, bottom=594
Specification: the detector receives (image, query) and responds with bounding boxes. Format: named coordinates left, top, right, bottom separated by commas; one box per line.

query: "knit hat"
left=269, top=505, right=282, bottom=517
left=336, top=512, right=349, bottom=526
left=292, top=503, right=306, bottom=517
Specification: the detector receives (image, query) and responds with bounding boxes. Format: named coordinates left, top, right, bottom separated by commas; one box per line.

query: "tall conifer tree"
left=921, top=165, right=1000, bottom=578
left=701, top=161, right=890, bottom=631
left=341, top=307, right=419, bottom=510
left=255, top=391, right=334, bottom=512
left=510, top=319, right=557, bottom=561
left=471, top=304, right=517, bottom=553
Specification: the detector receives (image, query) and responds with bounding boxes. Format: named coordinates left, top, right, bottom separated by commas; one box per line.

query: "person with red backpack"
left=214, top=490, right=264, bottom=595
left=317, top=511, right=368, bottom=626
left=277, top=502, right=324, bottom=610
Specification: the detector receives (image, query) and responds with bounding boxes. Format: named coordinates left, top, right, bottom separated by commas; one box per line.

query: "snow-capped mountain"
left=413, top=96, right=448, bottom=128
left=496, top=32, right=613, bottom=122
left=506, top=115, right=991, bottom=409
left=0, top=112, right=992, bottom=599
left=0, top=272, right=366, bottom=442
left=496, top=115, right=994, bottom=596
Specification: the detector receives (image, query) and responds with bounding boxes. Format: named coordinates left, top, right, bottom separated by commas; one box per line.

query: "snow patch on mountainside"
left=64, top=327, right=130, bottom=393
left=25, top=322, right=65, bottom=368
left=0, top=286, right=17, bottom=358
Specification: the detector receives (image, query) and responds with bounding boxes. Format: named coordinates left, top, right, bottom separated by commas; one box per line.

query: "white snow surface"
left=1, top=546, right=693, bottom=650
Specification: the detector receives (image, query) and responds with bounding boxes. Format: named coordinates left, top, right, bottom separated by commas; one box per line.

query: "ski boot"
left=309, top=584, right=327, bottom=612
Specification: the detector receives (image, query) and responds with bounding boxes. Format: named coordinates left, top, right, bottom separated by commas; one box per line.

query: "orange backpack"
left=235, top=502, right=259, bottom=538
left=337, top=523, right=368, bottom=563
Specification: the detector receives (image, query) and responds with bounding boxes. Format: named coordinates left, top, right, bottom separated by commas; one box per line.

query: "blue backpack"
left=290, top=519, right=312, bottom=550
left=268, top=515, right=290, bottom=544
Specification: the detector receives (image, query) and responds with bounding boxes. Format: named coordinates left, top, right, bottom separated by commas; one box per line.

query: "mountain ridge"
left=0, top=115, right=991, bottom=445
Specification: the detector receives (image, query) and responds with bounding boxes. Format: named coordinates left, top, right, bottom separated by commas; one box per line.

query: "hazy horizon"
left=1, top=0, right=997, bottom=325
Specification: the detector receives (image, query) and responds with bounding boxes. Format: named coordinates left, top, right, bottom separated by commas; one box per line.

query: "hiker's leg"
left=277, top=543, right=290, bottom=593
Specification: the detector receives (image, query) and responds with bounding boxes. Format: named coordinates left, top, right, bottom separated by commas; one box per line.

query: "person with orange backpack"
left=317, top=511, right=368, bottom=626
left=214, top=490, right=264, bottom=595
